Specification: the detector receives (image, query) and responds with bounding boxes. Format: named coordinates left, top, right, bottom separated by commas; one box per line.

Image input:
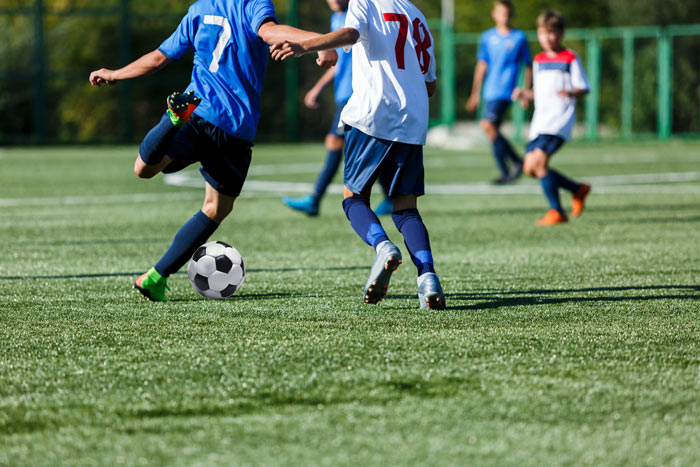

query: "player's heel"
left=417, top=273, right=446, bottom=310
left=363, top=242, right=402, bottom=304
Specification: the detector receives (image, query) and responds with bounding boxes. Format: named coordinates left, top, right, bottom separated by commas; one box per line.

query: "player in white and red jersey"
left=271, top=0, right=445, bottom=309
left=512, top=10, right=592, bottom=226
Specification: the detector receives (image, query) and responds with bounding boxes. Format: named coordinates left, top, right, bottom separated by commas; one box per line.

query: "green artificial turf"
left=1, top=142, right=699, bottom=466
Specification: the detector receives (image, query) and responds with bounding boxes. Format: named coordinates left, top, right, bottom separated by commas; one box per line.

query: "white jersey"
left=529, top=49, right=590, bottom=141
left=340, top=0, right=437, bottom=145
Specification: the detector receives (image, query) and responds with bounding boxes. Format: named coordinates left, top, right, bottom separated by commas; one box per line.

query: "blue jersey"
left=477, top=28, right=531, bottom=102
left=331, top=11, right=352, bottom=104
left=158, top=0, right=276, bottom=142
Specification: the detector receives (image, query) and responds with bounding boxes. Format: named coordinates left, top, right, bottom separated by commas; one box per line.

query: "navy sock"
left=342, top=197, right=389, bottom=248
left=550, top=169, right=581, bottom=193
left=539, top=172, right=563, bottom=213
left=313, top=149, right=342, bottom=201
left=154, top=210, right=219, bottom=277
left=501, top=137, right=522, bottom=165
left=492, top=135, right=511, bottom=177
left=392, top=208, right=435, bottom=275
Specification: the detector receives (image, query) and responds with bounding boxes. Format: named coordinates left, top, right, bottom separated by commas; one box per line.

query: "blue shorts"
left=328, top=100, right=348, bottom=137
left=164, top=115, right=252, bottom=197
left=482, top=99, right=511, bottom=127
left=343, top=126, right=424, bottom=197
left=139, top=112, right=180, bottom=165
left=526, top=134, right=566, bottom=156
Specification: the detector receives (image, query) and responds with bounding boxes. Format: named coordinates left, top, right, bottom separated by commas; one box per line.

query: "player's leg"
left=342, top=126, right=402, bottom=304
left=388, top=145, right=445, bottom=310
left=483, top=100, right=523, bottom=183
left=283, top=103, right=346, bottom=216
left=523, top=137, right=567, bottom=226
left=373, top=172, right=394, bottom=216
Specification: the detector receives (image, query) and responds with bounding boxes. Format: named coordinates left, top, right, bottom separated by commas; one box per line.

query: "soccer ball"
left=187, top=241, right=245, bottom=299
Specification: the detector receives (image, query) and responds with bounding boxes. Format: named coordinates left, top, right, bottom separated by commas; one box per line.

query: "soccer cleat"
left=363, top=242, right=402, bottom=304
left=374, top=197, right=393, bottom=216
left=571, top=184, right=591, bottom=217
left=417, top=272, right=446, bottom=310
left=282, top=195, right=319, bottom=216
left=491, top=175, right=511, bottom=185
left=536, top=209, right=568, bottom=226
left=506, top=162, right=524, bottom=182
left=166, top=91, right=201, bottom=126
left=134, top=267, right=170, bottom=302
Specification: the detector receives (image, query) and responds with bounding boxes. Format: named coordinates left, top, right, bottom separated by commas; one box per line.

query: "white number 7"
left=203, top=15, right=232, bottom=73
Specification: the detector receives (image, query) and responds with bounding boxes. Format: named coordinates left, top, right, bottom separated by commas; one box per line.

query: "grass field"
left=1, top=141, right=700, bottom=466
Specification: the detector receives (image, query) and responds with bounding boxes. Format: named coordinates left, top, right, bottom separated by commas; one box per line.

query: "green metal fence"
left=433, top=22, right=700, bottom=142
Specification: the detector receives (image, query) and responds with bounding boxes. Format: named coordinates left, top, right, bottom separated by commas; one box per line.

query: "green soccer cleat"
left=166, top=90, right=202, bottom=127
left=134, top=267, right=170, bottom=302
left=363, top=241, right=402, bottom=304
left=417, top=272, right=446, bottom=310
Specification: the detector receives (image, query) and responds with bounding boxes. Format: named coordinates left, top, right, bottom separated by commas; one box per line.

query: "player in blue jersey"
left=282, top=0, right=392, bottom=217
left=466, top=0, right=532, bottom=184
left=89, top=0, right=337, bottom=301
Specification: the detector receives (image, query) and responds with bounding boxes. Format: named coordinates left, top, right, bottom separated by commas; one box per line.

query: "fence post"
left=585, top=33, right=601, bottom=141
left=120, top=0, right=133, bottom=140
left=657, top=29, right=672, bottom=140
left=439, top=0, right=455, bottom=127
left=621, top=29, right=634, bottom=139
left=285, top=0, right=299, bottom=141
left=33, top=0, right=46, bottom=143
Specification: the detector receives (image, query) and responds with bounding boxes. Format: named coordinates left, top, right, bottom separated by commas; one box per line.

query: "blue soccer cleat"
left=374, top=197, right=393, bottom=216
left=363, top=241, right=402, bottom=304
left=283, top=194, right=319, bottom=216
left=417, top=272, right=446, bottom=310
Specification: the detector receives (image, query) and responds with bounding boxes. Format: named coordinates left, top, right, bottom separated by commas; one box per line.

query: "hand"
left=89, top=68, right=117, bottom=86
left=558, top=89, right=571, bottom=98
left=269, top=41, right=305, bottom=62
left=304, top=88, right=321, bottom=109
left=519, top=97, right=530, bottom=110
left=316, top=49, right=337, bottom=68
left=466, top=94, right=479, bottom=112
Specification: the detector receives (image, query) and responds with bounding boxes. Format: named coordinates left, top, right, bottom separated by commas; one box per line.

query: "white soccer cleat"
left=363, top=241, right=402, bottom=304
left=417, top=272, right=446, bottom=310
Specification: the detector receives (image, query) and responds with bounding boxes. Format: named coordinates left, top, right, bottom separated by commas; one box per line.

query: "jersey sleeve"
left=345, top=0, right=370, bottom=41
left=246, top=0, right=277, bottom=36
left=476, top=32, right=489, bottom=64
left=571, top=54, right=590, bottom=91
left=518, top=34, right=532, bottom=65
left=158, top=8, right=195, bottom=60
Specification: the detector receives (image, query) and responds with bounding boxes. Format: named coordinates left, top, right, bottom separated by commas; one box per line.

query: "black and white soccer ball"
left=187, top=241, right=245, bottom=299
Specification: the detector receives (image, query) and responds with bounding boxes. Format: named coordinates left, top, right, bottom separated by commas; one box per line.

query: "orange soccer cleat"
left=536, top=209, right=568, bottom=226
left=571, top=184, right=591, bottom=217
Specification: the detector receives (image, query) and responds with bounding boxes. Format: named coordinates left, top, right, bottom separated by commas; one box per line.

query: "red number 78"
left=382, top=13, right=432, bottom=74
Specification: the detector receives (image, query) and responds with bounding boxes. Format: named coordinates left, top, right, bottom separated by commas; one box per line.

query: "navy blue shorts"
left=526, top=134, right=566, bottom=156
left=328, top=100, right=348, bottom=137
left=164, top=115, right=252, bottom=197
left=482, top=99, right=511, bottom=127
left=343, top=126, right=424, bottom=197
left=139, top=112, right=180, bottom=165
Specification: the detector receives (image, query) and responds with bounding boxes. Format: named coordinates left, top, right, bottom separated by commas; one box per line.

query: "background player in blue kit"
left=466, top=0, right=532, bottom=184
left=89, top=0, right=337, bottom=301
left=282, top=0, right=392, bottom=217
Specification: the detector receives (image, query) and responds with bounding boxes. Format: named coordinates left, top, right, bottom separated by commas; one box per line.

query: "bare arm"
left=259, top=22, right=338, bottom=67
left=89, top=50, right=169, bottom=86
left=466, top=60, right=487, bottom=112
left=517, top=64, right=533, bottom=109
left=305, top=66, right=337, bottom=109
left=426, top=80, right=437, bottom=98
left=558, top=88, right=589, bottom=98
left=270, top=28, right=360, bottom=61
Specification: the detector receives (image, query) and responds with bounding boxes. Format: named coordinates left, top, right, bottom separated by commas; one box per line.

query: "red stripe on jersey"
left=534, top=49, right=576, bottom=64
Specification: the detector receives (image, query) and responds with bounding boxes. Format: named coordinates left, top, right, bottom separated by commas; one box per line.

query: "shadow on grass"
left=442, top=285, right=700, bottom=311
left=0, top=266, right=366, bottom=281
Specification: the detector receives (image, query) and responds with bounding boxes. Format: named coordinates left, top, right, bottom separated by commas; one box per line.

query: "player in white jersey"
left=512, top=10, right=592, bottom=226
left=271, top=0, right=446, bottom=309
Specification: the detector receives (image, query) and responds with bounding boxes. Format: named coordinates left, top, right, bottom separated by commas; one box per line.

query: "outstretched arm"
left=270, top=28, right=359, bottom=62
left=305, top=67, right=337, bottom=109
left=466, top=61, right=487, bottom=112
left=258, top=21, right=338, bottom=68
left=89, top=49, right=170, bottom=86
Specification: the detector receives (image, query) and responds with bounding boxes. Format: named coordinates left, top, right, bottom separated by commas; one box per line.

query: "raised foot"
left=363, top=242, right=402, bottom=304
left=572, top=183, right=591, bottom=218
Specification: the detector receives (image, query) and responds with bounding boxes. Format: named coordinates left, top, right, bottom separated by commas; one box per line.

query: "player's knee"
left=134, top=157, right=155, bottom=179
left=202, top=202, right=233, bottom=223
left=523, top=154, right=539, bottom=177
left=479, top=120, right=498, bottom=139
left=325, top=134, right=343, bottom=151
